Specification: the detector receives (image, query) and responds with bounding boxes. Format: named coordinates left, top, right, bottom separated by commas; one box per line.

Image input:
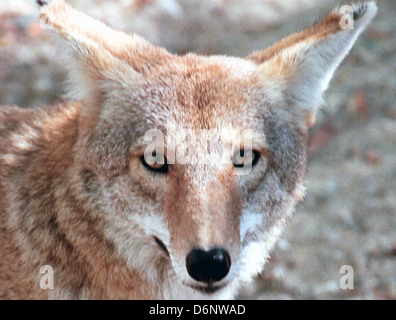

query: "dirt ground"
left=0, top=0, right=394, bottom=299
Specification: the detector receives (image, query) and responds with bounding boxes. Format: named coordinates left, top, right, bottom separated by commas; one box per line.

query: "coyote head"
left=37, top=0, right=376, bottom=298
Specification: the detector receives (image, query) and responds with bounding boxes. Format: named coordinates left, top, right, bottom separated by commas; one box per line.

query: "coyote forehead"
left=0, top=0, right=377, bottom=300
left=115, top=55, right=260, bottom=130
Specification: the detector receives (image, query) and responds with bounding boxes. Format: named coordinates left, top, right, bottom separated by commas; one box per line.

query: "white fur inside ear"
left=273, top=1, right=377, bottom=124
left=319, top=2, right=376, bottom=92
left=352, top=1, right=378, bottom=28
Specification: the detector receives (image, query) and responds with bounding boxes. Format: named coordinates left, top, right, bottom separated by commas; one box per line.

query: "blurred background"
left=0, top=0, right=394, bottom=299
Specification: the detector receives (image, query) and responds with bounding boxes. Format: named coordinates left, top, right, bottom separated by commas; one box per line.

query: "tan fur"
left=0, top=0, right=376, bottom=299
left=247, top=11, right=344, bottom=64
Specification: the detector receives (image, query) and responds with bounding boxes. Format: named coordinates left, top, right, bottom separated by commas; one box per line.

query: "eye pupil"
left=233, top=149, right=260, bottom=168
left=141, top=155, right=168, bottom=173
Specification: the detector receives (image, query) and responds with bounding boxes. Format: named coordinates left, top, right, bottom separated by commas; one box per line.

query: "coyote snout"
left=155, top=151, right=243, bottom=295
left=0, top=0, right=376, bottom=299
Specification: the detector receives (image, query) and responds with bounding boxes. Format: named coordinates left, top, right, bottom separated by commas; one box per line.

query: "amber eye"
left=233, top=149, right=260, bottom=168
left=140, top=154, right=168, bottom=173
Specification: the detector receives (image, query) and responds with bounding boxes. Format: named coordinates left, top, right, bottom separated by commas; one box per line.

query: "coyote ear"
left=38, top=0, right=168, bottom=104
left=248, top=1, right=377, bottom=127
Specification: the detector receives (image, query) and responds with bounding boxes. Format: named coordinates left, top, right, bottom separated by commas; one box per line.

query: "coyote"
left=0, top=0, right=376, bottom=299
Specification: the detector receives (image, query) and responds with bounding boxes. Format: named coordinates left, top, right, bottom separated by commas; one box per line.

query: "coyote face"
left=0, top=0, right=376, bottom=299
left=82, top=55, right=308, bottom=298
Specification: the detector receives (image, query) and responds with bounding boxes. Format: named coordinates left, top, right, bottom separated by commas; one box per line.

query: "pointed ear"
left=38, top=0, right=169, bottom=104
left=247, top=1, right=377, bottom=127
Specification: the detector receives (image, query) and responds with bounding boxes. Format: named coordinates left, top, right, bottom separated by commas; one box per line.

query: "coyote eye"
left=233, top=149, right=260, bottom=168
left=140, top=154, right=168, bottom=173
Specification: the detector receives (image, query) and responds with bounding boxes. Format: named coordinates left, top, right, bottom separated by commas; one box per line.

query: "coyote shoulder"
left=0, top=0, right=376, bottom=299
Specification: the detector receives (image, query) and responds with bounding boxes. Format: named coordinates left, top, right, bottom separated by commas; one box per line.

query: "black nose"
left=186, top=247, right=231, bottom=283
